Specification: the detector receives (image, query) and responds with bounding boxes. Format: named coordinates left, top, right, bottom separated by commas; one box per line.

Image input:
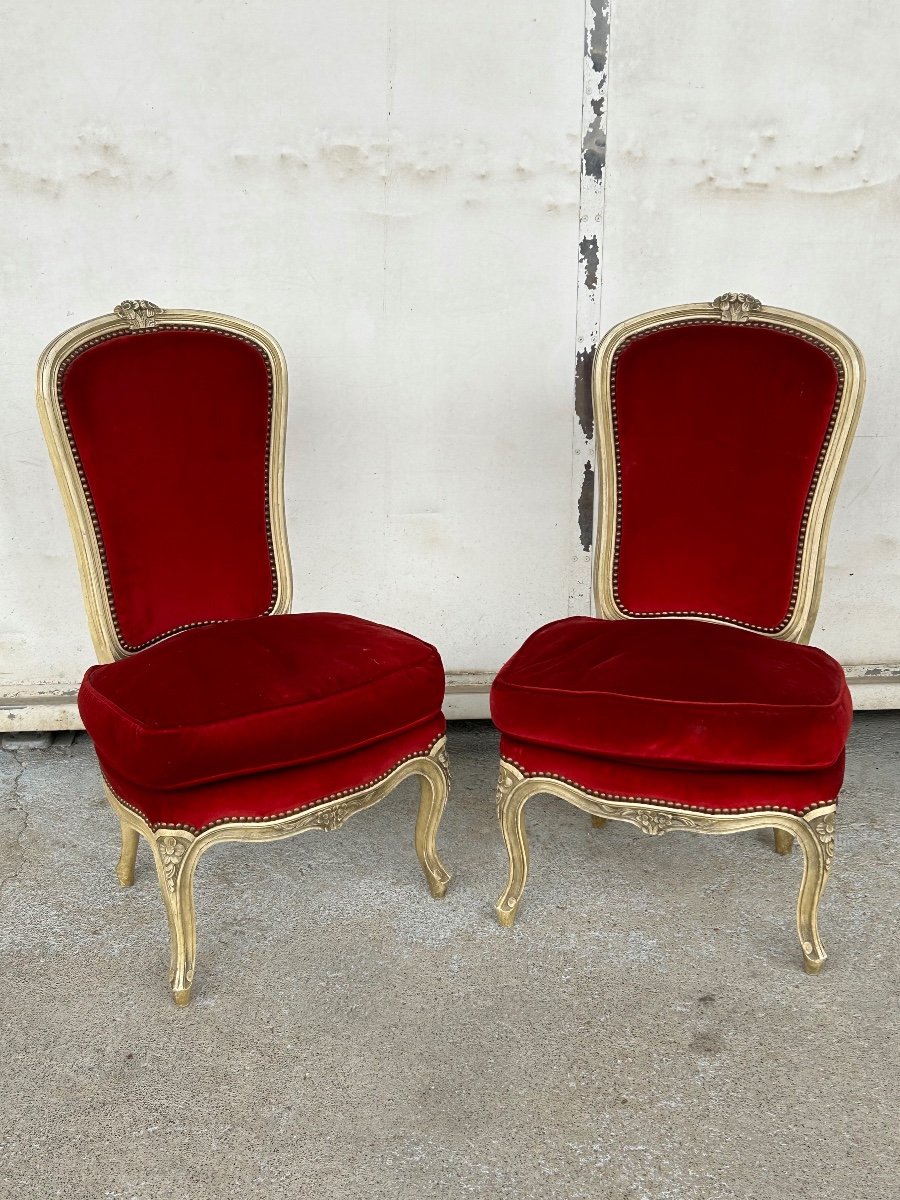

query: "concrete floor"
left=0, top=716, right=898, bottom=1200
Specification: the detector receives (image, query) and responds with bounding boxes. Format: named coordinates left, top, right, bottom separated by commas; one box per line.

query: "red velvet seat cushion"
left=491, top=617, right=851, bottom=774
left=101, top=716, right=446, bottom=833
left=80, top=613, right=445, bottom=790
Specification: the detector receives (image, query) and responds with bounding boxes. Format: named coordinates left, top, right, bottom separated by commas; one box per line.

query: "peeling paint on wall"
left=568, top=0, right=609, bottom=612
left=579, top=234, right=599, bottom=290
left=578, top=461, right=595, bottom=552
left=574, top=347, right=594, bottom=440
left=582, top=1, right=610, bottom=181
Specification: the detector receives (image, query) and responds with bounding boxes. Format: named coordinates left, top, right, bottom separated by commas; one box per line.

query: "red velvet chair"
left=37, top=300, right=451, bottom=1005
left=491, top=293, right=864, bottom=973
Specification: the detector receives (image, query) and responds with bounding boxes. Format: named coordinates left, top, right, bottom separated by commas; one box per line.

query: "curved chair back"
left=37, top=301, right=292, bottom=661
left=591, top=294, right=864, bottom=643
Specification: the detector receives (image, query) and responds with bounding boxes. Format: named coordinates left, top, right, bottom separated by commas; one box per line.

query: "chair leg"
left=116, top=820, right=139, bottom=887
left=414, top=750, right=451, bottom=899
left=151, top=832, right=199, bottom=1006
left=795, top=810, right=835, bottom=975
left=591, top=815, right=607, bottom=829
left=773, top=829, right=794, bottom=856
left=495, top=767, right=529, bottom=927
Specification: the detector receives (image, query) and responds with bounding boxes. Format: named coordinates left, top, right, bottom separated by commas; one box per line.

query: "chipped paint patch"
left=845, top=664, right=900, bottom=679
left=579, top=234, right=599, bottom=290
left=574, top=347, right=594, bottom=441
left=578, top=461, right=595, bottom=552
left=582, top=1, right=610, bottom=182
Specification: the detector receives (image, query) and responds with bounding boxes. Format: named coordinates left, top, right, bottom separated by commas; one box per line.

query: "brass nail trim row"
left=101, top=735, right=447, bottom=834
left=55, top=319, right=277, bottom=653
left=103, top=735, right=450, bottom=1004
left=608, top=318, right=842, bottom=634
left=493, top=757, right=837, bottom=972
left=592, top=297, right=866, bottom=646
left=36, top=304, right=293, bottom=663
left=499, top=756, right=838, bottom=818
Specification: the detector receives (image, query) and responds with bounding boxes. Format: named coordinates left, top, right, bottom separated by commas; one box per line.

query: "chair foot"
left=802, top=955, right=825, bottom=976
left=116, top=822, right=139, bottom=887
left=591, top=815, right=607, bottom=829
left=774, top=829, right=794, bottom=856
left=173, top=986, right=193, bottom=1006
left=496, top=897, right=520, bottom=928
left=427, top=875, right=449, bottom=900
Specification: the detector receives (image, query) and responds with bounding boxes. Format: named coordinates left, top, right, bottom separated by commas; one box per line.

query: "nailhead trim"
left=57, top=324, right=279, bottom=654
left=608, top=319, right=845, bottom=634
left=101, top=736, right=445, bottom=834
left=504, top=757, right=836, bottom=818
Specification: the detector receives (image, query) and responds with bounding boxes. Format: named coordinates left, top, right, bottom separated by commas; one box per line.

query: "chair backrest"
left=37, top=301, right=292, bottom=661
left=591, top=293, right=864, bottom=644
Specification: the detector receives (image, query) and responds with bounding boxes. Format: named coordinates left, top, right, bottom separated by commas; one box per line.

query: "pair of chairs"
left=37, top=293, right=863, bottom=1005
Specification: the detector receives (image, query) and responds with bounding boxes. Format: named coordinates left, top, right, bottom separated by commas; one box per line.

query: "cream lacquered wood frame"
left=495, top=293, right=865, bottom=974
left=37, top=300, right=451, bottom=1005
left=36, top=299, right=294, bottom=662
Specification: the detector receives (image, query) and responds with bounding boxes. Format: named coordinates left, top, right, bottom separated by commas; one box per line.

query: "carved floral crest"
left=114, top=299, right=162, bottom=330
left=711, top=292, right=762, bottom=323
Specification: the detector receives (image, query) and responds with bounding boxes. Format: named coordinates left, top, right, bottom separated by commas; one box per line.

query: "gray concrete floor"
left=0, top=716, right=898, bottom=1200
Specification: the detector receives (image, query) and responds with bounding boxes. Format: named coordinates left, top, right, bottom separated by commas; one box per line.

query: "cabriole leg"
left=116, top=820, right=139, bottom=887
left=414, top=743, right=451, bottom=899
left=151, top=832, right=199, bottom=1006
left=495, top=764, right=529, bottom=928
left=794, top=809, right=836, bottom=975
left=773, top=829, right=794, bottom=856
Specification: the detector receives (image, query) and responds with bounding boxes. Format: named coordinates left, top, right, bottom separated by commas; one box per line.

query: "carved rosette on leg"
left=152, top=831, right=199, bottom=1006
left=796, top=806, right=836, bottom=976
left=492, top=768, right=837, bottom=975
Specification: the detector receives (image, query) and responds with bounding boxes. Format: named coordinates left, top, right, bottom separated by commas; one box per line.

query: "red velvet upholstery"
left=101, top=716, right=446, bottom=833
left=611, top=323, right=841, bottom=632
left=60, top=329, right=276, bottom=650
left=80, top=613, right=445, bottom=793
left=500, top=737, right=844, bottom=815
left=492, top=617, right=851, bottom=773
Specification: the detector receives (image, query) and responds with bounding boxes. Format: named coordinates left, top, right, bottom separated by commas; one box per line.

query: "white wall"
left=600, top=1, right=900, bottom=706
left=2, top=0, right=898, bottom=727
left=0, top=1, right=585, bottom=724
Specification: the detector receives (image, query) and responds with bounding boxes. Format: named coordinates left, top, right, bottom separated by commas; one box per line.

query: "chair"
left=37, top=299, right=451, bottom=1005
left=491, top=293, right=864, bottom=972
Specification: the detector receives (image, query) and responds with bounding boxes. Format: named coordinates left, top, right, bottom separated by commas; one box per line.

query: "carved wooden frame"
left=108, top=737, right=450, bottom=1005
left=593, top=292, right=865, bottom=643
left=37, top=302, right=451, bottom=1005
left=495, top=294, right=863, bottom=973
